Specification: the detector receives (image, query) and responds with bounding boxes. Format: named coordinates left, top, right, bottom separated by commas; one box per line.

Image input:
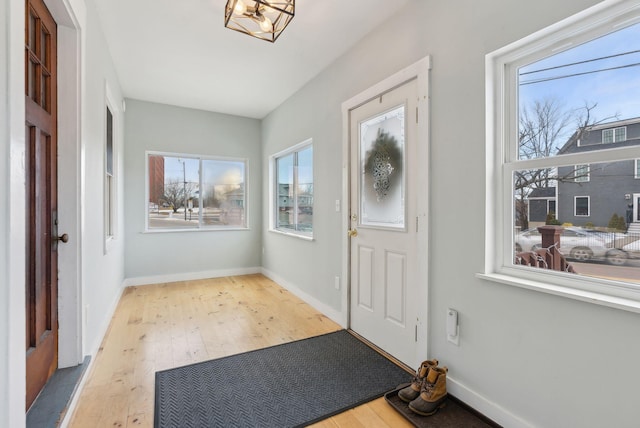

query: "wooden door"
left=25, top=0, right=58, bottom=410
left=349, top=78, right=420, bottom=367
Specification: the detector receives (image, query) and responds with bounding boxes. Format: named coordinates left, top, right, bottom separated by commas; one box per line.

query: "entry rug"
left=154, top=330, right=410, bottom=427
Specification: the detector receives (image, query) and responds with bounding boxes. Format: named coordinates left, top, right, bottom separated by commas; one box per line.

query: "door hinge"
left=415, top=324, right=418, bottom=342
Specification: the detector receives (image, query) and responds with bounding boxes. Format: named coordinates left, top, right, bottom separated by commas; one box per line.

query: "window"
left=105, top=105, right=115, bottom=243
left=146, top=152, right=247, bottom=231
left=485, top=1, right=640, bottom=310
left=602, top=127, right=627, bottom=143
left=574, top=164, right=590, bottom=182
left=574, top=196, right=590, bottom=216
left=635, top=159, right=640, bottom=179
left=271, top=139, right=313, bottom=238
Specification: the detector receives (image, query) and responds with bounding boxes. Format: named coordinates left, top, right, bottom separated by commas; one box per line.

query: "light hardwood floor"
left=68, top=274, right=413, bottom=427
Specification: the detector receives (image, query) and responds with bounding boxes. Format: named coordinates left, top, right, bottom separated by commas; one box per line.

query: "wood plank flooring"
left=67, top=274, right=412, bottom=427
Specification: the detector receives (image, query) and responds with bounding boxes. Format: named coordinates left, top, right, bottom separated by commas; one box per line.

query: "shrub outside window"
left=146, top=152, right=247, bottom=231
left=271, top=140, right=313, bottom=238
left=485, top=1, right=640, bottom=310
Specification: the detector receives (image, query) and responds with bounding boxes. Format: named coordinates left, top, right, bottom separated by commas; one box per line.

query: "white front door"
left=348, top=78, right=420, bottom=366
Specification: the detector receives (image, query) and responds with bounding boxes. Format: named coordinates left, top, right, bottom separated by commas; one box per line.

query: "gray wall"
left=262, top=0, right=640, bottom=426
left=123, top=100, right=262, bottom=279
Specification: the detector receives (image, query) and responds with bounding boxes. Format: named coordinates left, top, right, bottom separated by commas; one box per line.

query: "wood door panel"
left=25, top=0, right=57, bottom=411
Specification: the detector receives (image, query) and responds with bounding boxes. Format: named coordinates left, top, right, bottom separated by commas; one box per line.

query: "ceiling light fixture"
left=224, top=0, right=295, bottom=43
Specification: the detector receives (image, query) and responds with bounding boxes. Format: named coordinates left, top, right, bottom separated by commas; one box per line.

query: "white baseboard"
left=261, top=268, right=345, bottom=327
left=122, top=267, right=262, bottom=287
left=447, top=375, right=533, bottom=428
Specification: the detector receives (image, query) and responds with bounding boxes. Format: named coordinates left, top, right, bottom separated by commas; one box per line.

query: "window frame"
left=635, top=159, right=640, bottom=179
left=144, top=151, right=249, bottom=233
left=104, top=83, right=119, bottom=254
left=269, top=138, right=314, bottom=240
left=483, top=0, right=640, bottom=313
left=603, top=126, right=627, bottom=143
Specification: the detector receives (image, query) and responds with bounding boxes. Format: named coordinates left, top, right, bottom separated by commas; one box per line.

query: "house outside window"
left=270, top=139, right=313, bottom=238
left=485, top=0, right=640, bottom=310
left=635, top=159, right=640, bottom=179
left=574, top=196, right=590, bottom=217
left=574, top=164, right=590, bottom=182
left=603, top=126, right=627, bottom=143
left=146, top=152, right=247, bottom=231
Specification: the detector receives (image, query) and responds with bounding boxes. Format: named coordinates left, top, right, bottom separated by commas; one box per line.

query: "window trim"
left=269, top=138, right=314, bottom=240
left=144, top=150, right=249, bottom=233
left=635, top=159, right=640, bottom=179
left=484, top=0, right=640, bottom=313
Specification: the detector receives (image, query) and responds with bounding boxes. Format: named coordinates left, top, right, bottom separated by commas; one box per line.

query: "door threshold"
left=27, top=356, right=91, bottom=428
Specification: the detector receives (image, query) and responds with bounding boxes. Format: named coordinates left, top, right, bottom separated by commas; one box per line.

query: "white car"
left=515, top=227, right=611, bottom=262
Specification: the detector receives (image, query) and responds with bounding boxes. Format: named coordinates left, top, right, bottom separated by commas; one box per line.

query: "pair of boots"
left=398, top=359, right=447, bottom=416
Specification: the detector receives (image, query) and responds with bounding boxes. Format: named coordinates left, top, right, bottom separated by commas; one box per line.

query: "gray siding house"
left=527, top=186, right=557, bottom=226
left=557, top=118, right=640, bottom=229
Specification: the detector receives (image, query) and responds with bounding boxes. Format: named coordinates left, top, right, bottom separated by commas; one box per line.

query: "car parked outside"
left=515, top=227, right=617, bottom=264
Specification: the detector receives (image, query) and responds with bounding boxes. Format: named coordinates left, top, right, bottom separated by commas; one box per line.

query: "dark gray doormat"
left=154, top=330, right=411, bottom=427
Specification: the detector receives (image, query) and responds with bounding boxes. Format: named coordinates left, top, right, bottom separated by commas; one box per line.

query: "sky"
left=519, top=21, right=640, bottom=128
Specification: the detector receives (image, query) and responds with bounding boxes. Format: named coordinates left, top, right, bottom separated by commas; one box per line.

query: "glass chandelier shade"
left=224, top=0, right=295, bottom=43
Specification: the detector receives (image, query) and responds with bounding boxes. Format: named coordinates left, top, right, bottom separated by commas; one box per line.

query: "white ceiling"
left=93, top=0, right=412, bottom=119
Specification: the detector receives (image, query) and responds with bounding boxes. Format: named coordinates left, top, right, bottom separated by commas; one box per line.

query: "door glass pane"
left=28, top=59, right=36, bottom=100
left=41, top=72, right=49, bottom=110
left=41, top=27, right=48, bottom=67
left=359, top=105, right=405, bottom=229
left=29, top=13, right=37, bottom=51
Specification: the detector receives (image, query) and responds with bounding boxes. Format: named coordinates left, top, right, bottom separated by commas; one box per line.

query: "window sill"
left=269, top=228, right=314, bottom=241
left=143, top=227, right=249, bottom=234
left=476, top=272, right=640, bottom=314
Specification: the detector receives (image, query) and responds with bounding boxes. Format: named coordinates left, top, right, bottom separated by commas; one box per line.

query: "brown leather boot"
left=397, top=359, right=439, bottom=403
left=408, top=366, right=448, bottom=416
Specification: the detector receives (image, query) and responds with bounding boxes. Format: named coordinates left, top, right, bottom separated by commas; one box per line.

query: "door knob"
left=347, top=229, right=358, bottom=238
left=57, top=233, right=69, bottom=243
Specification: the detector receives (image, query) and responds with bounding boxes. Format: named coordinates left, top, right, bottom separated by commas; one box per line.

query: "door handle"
left=347, top=228, right=358, bottom=238
left=56, top=233, right=69, bottom=243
